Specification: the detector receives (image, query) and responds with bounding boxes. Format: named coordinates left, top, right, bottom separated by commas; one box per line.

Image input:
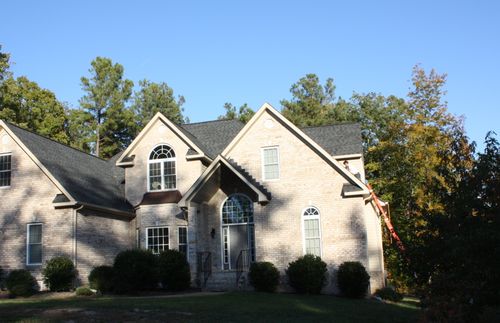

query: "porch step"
left=202, top=271, right=252, bottom=292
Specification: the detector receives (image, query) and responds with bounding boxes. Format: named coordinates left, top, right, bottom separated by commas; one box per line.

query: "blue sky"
left=1, top=0, right=499, bottom=148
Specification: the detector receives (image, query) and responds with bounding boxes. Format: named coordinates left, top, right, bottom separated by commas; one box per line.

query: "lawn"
left=0, top=292, right=421, bottom=322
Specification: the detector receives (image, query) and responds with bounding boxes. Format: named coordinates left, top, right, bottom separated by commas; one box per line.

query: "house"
left=0, top=103, right=385, bottom=293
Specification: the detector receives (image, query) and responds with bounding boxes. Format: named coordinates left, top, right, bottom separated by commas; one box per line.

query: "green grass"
left=0, top=292, right=421, bottom=322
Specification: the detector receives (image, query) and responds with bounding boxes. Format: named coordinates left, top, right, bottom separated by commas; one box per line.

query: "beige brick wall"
left=221, top=111, right=384, bottom=293
left=0, top=128, right=73, bottom=288
left=124, top=119, right=205, bottom=206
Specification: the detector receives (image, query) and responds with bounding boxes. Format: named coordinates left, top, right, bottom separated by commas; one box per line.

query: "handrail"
left=197, top=251, right=212, bottom=287
left=235, top=249, right=250, bottom=283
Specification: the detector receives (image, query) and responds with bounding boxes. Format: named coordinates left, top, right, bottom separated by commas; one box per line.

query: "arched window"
left=221, top=194, right=255, bottom=270
left=148, top=145, right=176, bottom=191
left=302, top=206, right=321, bottom=257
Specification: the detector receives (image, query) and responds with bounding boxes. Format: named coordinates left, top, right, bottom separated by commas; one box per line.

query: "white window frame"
left=145, top=226, right=169, bottom=254
left=0, top=152, right=12, bottom=188
left=177, top=226, right=188, bottom=258
left=26, top=223, right=42, bottom=265
left=261, top=146, right=280, bottom=181
left=301, top=206, right=322, bottom=257
left=147, top=144, right=177, bottom=192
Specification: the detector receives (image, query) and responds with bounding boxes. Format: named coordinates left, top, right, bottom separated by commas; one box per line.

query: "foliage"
left=42, top=256, right=76, bottom=292
left=79, top=56, right=134, bottom=158
left=336, top=262, right=370, bottom=298
left=5, top=269, right=37, bottom=297
left=286, top=254, right=327, bottom=294
left=249, top=261, right=280, bottom=292
left=218, top=102, right=255, bottom=123
left=113, top=249, right=158, bottom=293
left=88, top=265, right=114, bottom=293
left=132, top=79, right=185, bottom=131
left=0, top=266, right=3, bottom=288
left=418, top=132, right=500, bottom=321
left=374, top=287, right=403, bottom=302
left=0, top=44, right=11, bottom=82
left=157, top=249, right=191, bottom=291
left=75, top=286, right=94, bottom=296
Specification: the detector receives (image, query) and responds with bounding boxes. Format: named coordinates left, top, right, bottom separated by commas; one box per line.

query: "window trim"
left=301, top=206, right=322, bottom=257
left=26, top=223, right=43, bottom=265
left=147, top=144, right=177, bottom=192
left=145, top=226, right=169, bottom=254
left=177, top=226, right=188, bottom=258
left=0, top=152, right=12, bottom=189
left=261, top=146, right=280, bottom=181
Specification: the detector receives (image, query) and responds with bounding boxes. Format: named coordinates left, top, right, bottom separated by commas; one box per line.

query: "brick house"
left=0, top=103, right=385, bottom=293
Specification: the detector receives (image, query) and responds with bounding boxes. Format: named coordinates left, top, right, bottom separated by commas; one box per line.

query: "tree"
left=218, top=102, right=255, bottom=123
left=132, top=79, right=185, bottom=132
left=0, top=44, right=11, bottom=82
left=79, top=57, right=134, bottom=158
left=281, top=74, right=336, bottom=126
left=0, top=76, right=69, bottom=143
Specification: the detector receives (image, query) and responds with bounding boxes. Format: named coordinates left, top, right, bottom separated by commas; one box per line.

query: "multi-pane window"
left=27, top=223, right=42, bottom=265
left=221, top=194, right=254, bottom=224
left=262, top=147, right=279, bottom=180
left=146, top=227, right=169, bottom=254
left=178, top=227, right=188, bottom=257
left=148, top=145, right=176, bottom=191
left=0, top=154, right=11, bottom=187
left=303, top=207, right=321, bottom=257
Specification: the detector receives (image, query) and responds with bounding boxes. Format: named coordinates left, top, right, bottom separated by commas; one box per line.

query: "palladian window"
left=148, top=145, right=176, bottom=191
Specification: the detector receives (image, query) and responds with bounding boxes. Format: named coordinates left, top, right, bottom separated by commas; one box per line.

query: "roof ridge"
left=182, top=119, right=243, bottom=126
left=301, top=122, right=360, bottom=129
left=3, top=120, right=108, bottom=163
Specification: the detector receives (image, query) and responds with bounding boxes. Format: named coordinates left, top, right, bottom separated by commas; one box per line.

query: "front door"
left=221, top=194, right=255, bottom=270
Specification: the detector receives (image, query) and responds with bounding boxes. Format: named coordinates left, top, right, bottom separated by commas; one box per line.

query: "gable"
left=222, top=103, right=369, bottom=194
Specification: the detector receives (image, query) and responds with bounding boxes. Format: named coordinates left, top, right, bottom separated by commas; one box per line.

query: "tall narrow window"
left=262, top=147, right=279, bottom=180
left=148, top=145, right=176, bottom=191
left=302, top=207, right=322, bottom=257
left=146, top=227, right=169, bottom=254
left=178, top=227, right=188, bottom=257
left=27, top=223, right=42, bottom=265
left=0, top=153, right=11, bottom=187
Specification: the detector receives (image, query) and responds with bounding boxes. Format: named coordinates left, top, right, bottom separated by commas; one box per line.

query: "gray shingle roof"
left=180, top=119, right=244, bottom=157
left=6, top=122, right=133, bottom=214
left=302, top=123, right=363, bottom=156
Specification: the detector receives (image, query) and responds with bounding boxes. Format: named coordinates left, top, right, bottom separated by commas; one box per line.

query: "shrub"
left=75, top=286, right=94, bottom=296
left=42, top=256, right=76, bottom=292
left=88, top=266, right=114, bottom=293
left=286, top=254, right=327, bottom=294
left=337, top=261, right=370, bottom=298
left=113, top=249, right=158, bottom=293
left=249, top=262, right=280, bottom=292
left=158, top=250, right=190, bottom=291
left=6, top=269, right=37, bottom=297
left=374, top=286, right=403, bottom=302
left=0, top=266, right=4, bottom=289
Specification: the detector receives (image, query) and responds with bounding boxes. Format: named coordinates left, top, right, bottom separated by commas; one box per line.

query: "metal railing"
left=235, top=249, right=250, bottom=283
left=196, top=251, right=212, bottom=288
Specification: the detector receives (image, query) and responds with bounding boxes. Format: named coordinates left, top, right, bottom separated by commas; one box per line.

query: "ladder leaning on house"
left=366, top=183, right=406, bottom=254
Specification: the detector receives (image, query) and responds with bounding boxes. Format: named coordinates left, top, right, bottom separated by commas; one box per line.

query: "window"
left=146, top=227, right=169, bottom=254
left=0, top=153, right=11, bottom=187
left=27, top=223, right=42, bottom=265
left=302, top=207, right=321, bottom=257
left=262, top=147, right=279, bottom=180
left=148, top=145, right=176, bottom=191
left=221, top=194, right=255, bottom=270
left=178, top=227, right=188, bottom=257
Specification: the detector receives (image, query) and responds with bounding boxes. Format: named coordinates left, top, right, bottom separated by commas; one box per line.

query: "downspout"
left=73, top=205, right=84, bottom=270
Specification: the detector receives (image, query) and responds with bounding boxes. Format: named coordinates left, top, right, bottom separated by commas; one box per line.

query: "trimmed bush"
left=42, top=256, right=76, bottom=291
left=249, top=262, right=280, bottom=292
left=75, top=286, right=94, bottom=296
left=0, top=266, right=4, bottom=289
left=113, top=249, right=158, bottom=293
left=374, top=286, right=403, bottom=302
left=286, top=254, right=327, bottom=294
left=158, top=250, right=190, bottom=291
left=88, top=266, right=114, bottom=293
left=337, top=261, right=370, bottom=298
left=6, top=269, right=37, bottom=297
